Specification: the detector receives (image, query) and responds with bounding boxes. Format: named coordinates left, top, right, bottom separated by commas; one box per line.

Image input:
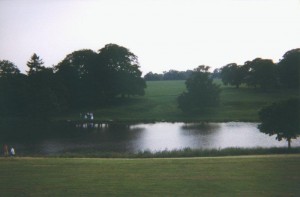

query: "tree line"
left=0, top=44, right=146, bottom=119
left=145, top=48, right=300, bottom=91
left=144, top=70, right=193, bottom=81
left=219, top=48, right=300, bottom=90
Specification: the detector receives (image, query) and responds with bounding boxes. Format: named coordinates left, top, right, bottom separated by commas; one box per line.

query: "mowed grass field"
left=65, top=80, right=299, bottom=122
left=1, top=155, right=300, bottom=196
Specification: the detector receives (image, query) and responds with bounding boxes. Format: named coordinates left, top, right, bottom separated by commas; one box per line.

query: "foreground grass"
left=1, top=155, right=300, bottom=196
left=61, top=80, right=299, bottom=122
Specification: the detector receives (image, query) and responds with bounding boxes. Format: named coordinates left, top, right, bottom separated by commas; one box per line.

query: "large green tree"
left=178, top=66, right=221, bottom=112
left=258, top=98, right=300, bottom=148
left=55, top=49, right=98, bottom=107
left=98, top=44, right=146, bottom=98
left=0, top=60, right=27, bottom=116
left=278, top=48, right=300, bottom=89
left=26, top=54, right=64, bottom=118
left=244, top=58, right=278, bottom=91
left=0, top=60, right=20, bottom=77
left=220, top=63, right=246, bottom=88
left=55, top=44, right=146, bottom=108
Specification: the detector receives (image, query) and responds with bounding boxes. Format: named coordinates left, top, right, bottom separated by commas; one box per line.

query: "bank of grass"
left=57, top=147, right=300, bottom=158
left=60, top=80, right=299, bottom=122
left=1, top=154, right=300, bottom=196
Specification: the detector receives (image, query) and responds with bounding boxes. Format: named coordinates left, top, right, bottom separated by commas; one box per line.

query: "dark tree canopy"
left=219, top=56, right=296, bottom=91
left=55, top=49, right=98, bottom=107
left=220, top=63, right=246, bottom=88
left=0, top=44, right=146, bottom=120
left=0, top=60, right=20, bottom=78
left=178, top=65, right=221, bottom=113
left=258, top=98, right=300, bottom=148
left=0, top=60, right=26, bottom=116
left=56, top=49, right=97, bottom=79
left=244, top=58, right=278, bottom=90
left=55, top=44, right=146, bottom=108
left=26, top=53, right=64, bottom=118
left=98, top=44, right=146, bottom=98
left=278, top=48, right=300, bottom=89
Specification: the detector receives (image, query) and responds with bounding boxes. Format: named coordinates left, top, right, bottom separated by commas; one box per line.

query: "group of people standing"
left=3, top=144, right=15, bottom=157
left=80, top=112, right=94, bottom=120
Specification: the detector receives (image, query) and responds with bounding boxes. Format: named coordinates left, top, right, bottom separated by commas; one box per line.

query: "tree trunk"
left=287, top=138, right=291, bottom=149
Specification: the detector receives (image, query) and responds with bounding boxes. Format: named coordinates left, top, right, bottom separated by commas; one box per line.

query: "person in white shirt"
left=10, top=147, right=15, bottom=156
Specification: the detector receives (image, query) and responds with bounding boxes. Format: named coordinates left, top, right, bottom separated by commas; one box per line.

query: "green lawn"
left=60, top=80, right=299, bottom=122
left=1, top=155, right=300, bottom=196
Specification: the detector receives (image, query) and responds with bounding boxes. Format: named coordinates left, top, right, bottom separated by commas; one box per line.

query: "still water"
left=8, top=122, right=300, bottom=155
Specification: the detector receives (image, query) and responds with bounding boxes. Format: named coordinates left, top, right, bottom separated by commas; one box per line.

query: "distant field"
left=62, top=80, right=299, bottom=122
left=1, top=155, right=300, bottom=196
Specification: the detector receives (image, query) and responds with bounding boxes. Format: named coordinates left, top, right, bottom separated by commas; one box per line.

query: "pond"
left=3, top=122, right=300, bottom=155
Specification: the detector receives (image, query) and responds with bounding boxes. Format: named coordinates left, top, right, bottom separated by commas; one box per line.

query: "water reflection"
left=181, top=122, right=220, bottom=133
left=131, top=123, right=187, bottom=152
left=117, top=122, right=300, bottom=152
left=179, top=122, right=284, bottom=149
left=2, top=122, right=300, bottom=155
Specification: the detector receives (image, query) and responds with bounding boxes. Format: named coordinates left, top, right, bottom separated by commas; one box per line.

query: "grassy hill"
left=1, top=155, right=300, bottom=196
left=61, top=80, right=299, bottom=122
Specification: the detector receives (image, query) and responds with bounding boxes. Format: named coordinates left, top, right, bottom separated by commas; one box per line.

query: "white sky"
left=0, top=0, right=300, bottom=74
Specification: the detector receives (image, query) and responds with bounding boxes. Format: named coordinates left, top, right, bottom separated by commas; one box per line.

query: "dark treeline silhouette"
left=144, top=69, right=193, bottom=81
left=0, top=44, right=146, bottom=119
left=219, top=48, right=300, bottom=91
left=0, top=47, right=298, bottom=119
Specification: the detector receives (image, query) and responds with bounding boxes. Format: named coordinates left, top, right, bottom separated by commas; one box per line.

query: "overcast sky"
left=0, top=0, right=300, bottom=74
